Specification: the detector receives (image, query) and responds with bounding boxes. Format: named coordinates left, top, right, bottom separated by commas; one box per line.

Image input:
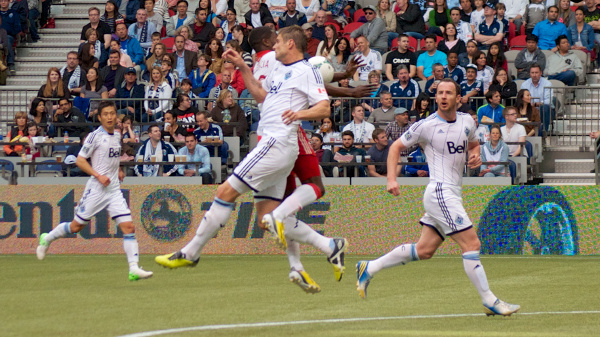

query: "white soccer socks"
left=43, top=222, right=72, bottom=243
left=462, top=251, right=497, bottom=307
left=273, top=184, right=320, bottom=220
left=181, top=198, right=234, bottom=261
left=283, top=216, right=333, bottom=256
left=367, top=243, right=420, bottom=275
left=286, top=240, right=304, bottom=271
left=123, top=233, right=140, bottom=270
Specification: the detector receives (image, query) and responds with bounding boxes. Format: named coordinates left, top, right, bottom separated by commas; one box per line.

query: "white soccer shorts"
left=75, top=185, right=132, bottom=225
left=419, top=183, right=473, bottom=240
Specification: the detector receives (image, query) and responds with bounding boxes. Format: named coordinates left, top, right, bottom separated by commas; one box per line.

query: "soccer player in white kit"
left=154, top=26, right=333, bottom=270
left=36, top=102, right=153, bottom=281
left=356, top=79, right=520, bottom=316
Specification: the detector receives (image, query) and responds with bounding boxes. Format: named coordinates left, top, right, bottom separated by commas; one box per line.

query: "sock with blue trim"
left=462, top=251, right=497, bottom=307
left=286, top=240, right=304, bottom=271
left=367, top=243, right=419, bottom=275
left=273, top=184, right=320, bottom=220
left=44, top=222, right=72, bottom=243
left=283, top=216, right=332, bottom=256
left=123, top=233, right=139, bottom=270
left=181, top=198, right=234, bottom=261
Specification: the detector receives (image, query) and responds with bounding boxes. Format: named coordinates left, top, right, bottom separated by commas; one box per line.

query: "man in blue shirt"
left=0, top=0, right=21, bottom=73
left=477, top=89, right=505, bottom=126
left=116, top=22, right=145, bottom=71
left=532, top=6, right=571, bottom=50
left=461, top=64, right=484, bottom=111
left=474, top=2, right=504, bottom=50
left=171, top=34, right=198, bottom=80
left=444, top=52, right=466, bottom=84
left=389, top=65, right=420, bottom=110
left=193, top=110, right=229, bottom=165
left=520, top=63, right=553, bottom=133
left=416, top=34, right=447, bottom=81
left=178, top=133, right=213, bottom=183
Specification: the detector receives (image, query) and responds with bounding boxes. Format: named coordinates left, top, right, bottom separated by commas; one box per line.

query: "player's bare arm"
left=282, top=100, right=330, bottom=125
left=76, top=155, right=109, bottom=186
left=331, top=55, right=365, bottom=82
left=467, top=141, right=482, bottom=169
left=223, top=49, right=267, bottom=103
left=325, top=83, right=379, bottom=98
left=386, top=138, right=407, bottom=196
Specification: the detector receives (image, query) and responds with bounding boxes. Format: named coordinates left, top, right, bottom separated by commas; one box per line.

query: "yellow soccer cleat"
left=155, top=251, right=198, bottom=269
left=327, top=238, right=348, bottom=281
left=289, top=268, right=321, bottom=294
left=262, top=213, right=287, bottom=249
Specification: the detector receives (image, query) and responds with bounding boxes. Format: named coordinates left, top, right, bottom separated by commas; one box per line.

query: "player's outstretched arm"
left=282, top=100, right=330, bottom=125
left=330, top=54, right=365, bottom=83
left=76, top=155, right=109, bottom=186
left=222, top=49, right=267, bottom=103
left=325, top=83, right=379, bottom=98
left=387, top=138, right=407, bottom=196
left=467, top=141, right=482, bottom=169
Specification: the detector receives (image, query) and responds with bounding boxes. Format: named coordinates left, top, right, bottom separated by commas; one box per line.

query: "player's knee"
left=418, top=250, right=435, bottom=260
left=71, top=222, right=86, bottom=233
left=215, top=182, right=238, bottom=202
left=118, top=221, right=135, bottom=234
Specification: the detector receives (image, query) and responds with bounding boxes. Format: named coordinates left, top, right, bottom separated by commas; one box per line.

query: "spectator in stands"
left=474, top=2, right=504, bottom=50
left=460, top=63, right=483, bottom=110
left=367, top=91, right=395, bottom=123
left=179, top=78, right=199, bottom=109
left=100, top=50, right=127, bottom=97
left=177, top=133, right=213, bottom=181
left=349, top=5, right=387, bottom=54
left=366, top=128, right=392, bottom=177
left=317, top=24, right=337, bottom=58
left=3, top=111, right=27, bottom=156
left=207, top=68, right=237, bottom=110
left=557, top=0, right=576, bottom=27
left=445, top=51, right=466, bottom=83
left=128, top=9, right=156, bottom=53
left=120, top=115, right=136, bottom=143
left=501, top=0, right=527, bottom=34
left=428, top=0, right=451, bottom=36
left=110, top=39, right=133, bottom=68
left=570, top=8, right=596, bottom=58
left=145, top=41, right=166, bottom=70
left=545, top=34, right=583, bottom=86
left=217, top=59, right=245, bottom=95
left=0, top=16, right=8, bottom=73
left=222, top=8, right=238, bottom=42
left=29, top=98, right=50, bottom=133
left=162, top=110, right=187, bottom=142
left=408, top=92, right=431, bottom=122
left=521, top=63, right=553, bottom=132
left=311, top=10, right=327, bottom=41
left=342, top=105, right=375, bottom=143
left=322, top=0, right=348, bottom=25
left=310, top=133, right=334, bottom=176
left=469, top=109, right=489, bottom=142
left=495, top=3, right=510, bottom=44
left=160, top=54, right=178, bottom=89
left=384, top=107, right=410, bottom=142
left=245, top=0, right=274, bottom=29
left=331, top=78, right=355, bottom=122
left=353, top=36, right=382, bottom=81
left=458, top=39, right=478, bottom=67
left=166, top=0, right=194, bottom=36
left=210, top=89, right=247, bottom=138
left=389, top=65, right=420, bottom=110
left=474, top=50, right=494, bottom=92
left=583, top=0, right=600, bottom=46
left=188, top=53, right=215, bottom=99
left=38, top=68, right=71, bottom=105
left=514, top=35, right=546, bottom=80
left=193, top=110, right=228, bottom=164
left=301, top=22, right=320, bottom=57
left=0, top=0, right=20, bottom=73
left=116, top=22, right=144, bottom=71
left=459, top=0, right=474, bottom=23
left=377, top=0, right=397, bottom=48
left=438, top=23, right=467, bottom=56
left=501, top=106, right=527, bottom=156
left=315, top=117, right=340, bottom=151
left=100, top=0, right=124, bottom=33
left=124, top=0, right=142, bottom=25
left=81, top=67, right=109, bottom=120
left=479, top=124, right=509, bottom=177
left=145, top=65, right=173, bottom=121
left=225, top=40, right=252, bottom=68
left=170, top=34, right=198, bottom=81
left=362, top=71, right=388, bottom=115
left=486, top=41, right=507, bottom=71
left=171, top=92, right=197, bottom=132
left=27, top=0, right=40, bottom=43
left=477, top=89, right=505, bottom=125
left=53, top=98, right=88, bottom=137
left=489, top=68, right=517, bottom=104
left=214, top=26, right=226, bottom=47
left=116, top=67, right=146, bottom=121
left=205, top=37, right=223, bottom=74
left=424, top=63, right=445, bottom=99
left=515, top=88, right=541, bottom=136
left=60, top=51, right=87, bottom=96
left=404, top=147, right=429, bottom=177
left=533, top=6, right=570, bottom=50
left=297, top=0, right=320, bottom=23
left=417, top=34, right=448, bottom=81
left=189, top=7, right=216, bottom=50
left=81, top=7, right=111, bottom=51
left=79, top=43, right=100, bottom=73
left=278, top=0, right=306, bottom=28
left=523, top=0, right=546, bottom=36
left=198, top=0, right=219, bottom=26
left=234, top=0, right=250, bottom=23
left=175, top=25, right=199, bottom=53
left=134, top=124, right=179, bottom=176
left=385, top=34, right=416, bottom=80
left=395, top=0, right=426, bottom=39
left=145, top=0, right=164, bottom=32
left=333, top=130, right=367, bottom=177
left=450, top=7, right=473, bottom=43
left=83, top=28, right=109, bottom=67
left=329, top=37, right=351, bottom=72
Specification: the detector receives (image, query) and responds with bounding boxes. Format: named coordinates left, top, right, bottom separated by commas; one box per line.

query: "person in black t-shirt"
left=384, top=34, right=417, bottom=81
left=80, top=7, right=112, bottom=50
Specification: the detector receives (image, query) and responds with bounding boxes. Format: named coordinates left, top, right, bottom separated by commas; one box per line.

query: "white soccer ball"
left=308, top=56, right=335, bottom=84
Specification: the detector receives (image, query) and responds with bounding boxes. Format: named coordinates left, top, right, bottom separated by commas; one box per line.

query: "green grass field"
left=1, top=255, right=599, bottom=337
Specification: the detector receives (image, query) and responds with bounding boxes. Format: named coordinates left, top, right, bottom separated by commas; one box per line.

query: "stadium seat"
left=509, top=35, right=527, bottom=50
left=571, top=49, right=589, bottom=84
left=168, top=9, right=175, bottom=16
left=343, top=22, right=363, bottom=35
left=0, top=159, right=14, bottom=179
left=353, top=8, right=365, bottom=22
left=505, top=50, right=520, bottom=79
left=325, top=20, right=342, bottom=32
left=381, top=51, right=390, bottom=70
left=390, top=37, right=398, bottom=51
left=514, top=79, right=524, bottom=90
left=162, top=37, right=175, bottom=52
left=35, top=160, right=62, bottom=177
left=161, top=25, right=166, bottom=38
left=408, top=36, right=418, bottom=51
left=344, top=9, right=351, bottom=22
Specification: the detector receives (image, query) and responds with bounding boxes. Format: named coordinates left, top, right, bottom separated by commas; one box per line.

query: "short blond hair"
left=216, top=89, right=233, bottom=107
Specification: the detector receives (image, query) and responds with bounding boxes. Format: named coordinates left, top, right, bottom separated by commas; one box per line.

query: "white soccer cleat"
left=129, top=267, right=154, bottom=281
left=36, top=233, right=50, bottom=260
left=484, top=299, right=521, bottom=316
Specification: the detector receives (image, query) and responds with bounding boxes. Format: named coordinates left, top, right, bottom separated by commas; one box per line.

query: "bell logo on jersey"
left=269, top=81, right=283, bottom=94
left=108, top=148, right=120, bottom=158
left=447, top=140, right=467, bottom=154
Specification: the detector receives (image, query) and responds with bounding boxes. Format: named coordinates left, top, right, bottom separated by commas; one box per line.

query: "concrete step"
left=18, top=48, right=75, bottom=58
left=6, top=77, right=46, bottom=86
left=554, top=159, right=594, bottom=173
left=16, top=56, right=68, bottom=62
left=541, top=182, right=595, bottom=185
left=63, top=0, right=108, bottom=4
left=0, top=85, right=43, bottom=91
left=542, top=172, right=595, bottom=184
left=54, top=12, right=90, bottom=18
left=54, top=20, right=90, bottom=29
left=21, top=41, right=81, bottom=49
left=14, top=64, right=67, bottom=72
left=39, top=28, right=86, bottom=34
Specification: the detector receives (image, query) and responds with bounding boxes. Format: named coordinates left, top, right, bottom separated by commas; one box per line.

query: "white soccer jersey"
left=357, top=49, right=382, bottom=81
left=78, top=127, right=122, bottom=192
left=258, top=59, right=329, bottom=140
left=253, top=50, right=278, bottom=82
left=400, top=112, right=477, bottom=186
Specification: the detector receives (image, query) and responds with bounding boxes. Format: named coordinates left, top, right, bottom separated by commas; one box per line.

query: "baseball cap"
left=484, top=2, right=495, bottom=9
left=125, top=67, right=136, bottom=74
left=394, top=107, right=408, bottom=115
left=301, top=23, right=313, bottom=30
left=363, top=5, right=377, bottom=12
left=465, top=63, right=477, bottom=71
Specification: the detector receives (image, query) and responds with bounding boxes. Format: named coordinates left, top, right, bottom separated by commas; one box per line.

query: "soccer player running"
left=36, top=102, right=153, bottom=281
left=356, top=79, right=520, bottom=316
left=155, top=26, right=342, bottom=278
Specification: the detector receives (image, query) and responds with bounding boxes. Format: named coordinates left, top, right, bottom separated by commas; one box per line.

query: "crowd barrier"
left=0, top=185, right=596, bottom=255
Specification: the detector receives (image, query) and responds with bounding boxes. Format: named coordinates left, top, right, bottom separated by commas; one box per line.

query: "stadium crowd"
left=1, top=0, right=596, bottom=181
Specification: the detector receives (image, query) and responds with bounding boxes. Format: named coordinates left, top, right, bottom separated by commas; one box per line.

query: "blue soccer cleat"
left=356, top=260, right=372, bottom=299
